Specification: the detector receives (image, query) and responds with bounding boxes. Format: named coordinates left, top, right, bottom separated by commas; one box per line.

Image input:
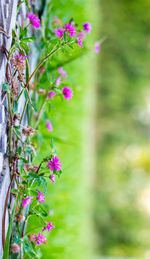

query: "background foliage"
left=95, top=0, right=150, bottom=257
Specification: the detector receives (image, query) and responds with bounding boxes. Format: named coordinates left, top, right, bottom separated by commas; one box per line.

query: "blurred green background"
left=32, top=0, right=150, bottom=258
left=95, top=0, right=150, bottom=258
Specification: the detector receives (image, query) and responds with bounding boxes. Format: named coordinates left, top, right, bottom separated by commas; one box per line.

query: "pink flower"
left=11, top=243, right=20, bottom=254
left=27, top=13, right=40, bottom=28
left=42, top=222, right=55, bottom=232
left=48, top=91, right=56, bottom=99
left=29, top=234, right=36, bottom=242
left=62, top=86, right=73, bottom=100
left=65, top=23, right=76, bottom=37
left=94, top=42, right=101, bottom=54
left=50, top=174, right=56, bottom=183
left=33, top=233, right=47, bottom=246
left=58, top=67, right=67, bottom=78
left=12, top=53, right=27, bottom=71
left=46, top=120, right=53, bottom=132
left=47, top=156, right=61, bottom=172
left=17, top=214, right=25, bottom=223
left=56, top=76, right=61, bottom=86
left=83, top=22, right=92, bottom=33
left=22, top=196, right=32, bottom=208
left=36, top=191, right=45, bottom=203
left=14, top=53, right=27, bottom=64
left=53, top=16, right=62, bottom=26
left=54, top=28, right=65, bottom=38
left=77, top=32, right=85, bottom=48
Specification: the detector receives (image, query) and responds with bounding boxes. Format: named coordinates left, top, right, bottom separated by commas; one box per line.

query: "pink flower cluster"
left=11, top=243, right=20, bottom=254
left=47, top=67, right=73, bottom=101
left=14, top=53, right=27, bottom=64
left=48, top=91, right=56, bottom=99
left=30, top=233, right=47, bottom=246
left=62, top=87, right=73, bottom=100
left=94, top=42, right=101, bottom=54
left=30, top=222, right=54, bottom=246
left=27, top=12, right=40, bottom=28
left=53, top=20, right=92, bottom=48
left=47, top=156, right=62, bottom=172
left=54, top=23, right=76, bottom=38
left=58, top=67, right=67, bottom=78
left=42, top=222, right=55, bottom=232
left=46, top=120, right=53, bottom=132
left=22, top=196, right=32, bottom=208
left=50, top=173, right=55, bottom=183
left=36, top=191, right=45, bottom=203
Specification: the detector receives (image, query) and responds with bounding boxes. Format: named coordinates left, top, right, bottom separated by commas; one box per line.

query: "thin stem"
left=37, top=160, right=44, bottom=174
left=35, top=96, right=47, bottom=129
left=16, top=87, right=25, bottom=102
left=26, top=40, right=73, bottom=88
left=7, top=92, right=13, bottom=161
left=20, top=100, right=29, bottom=123
left=2, top=174, right=16, bottom=248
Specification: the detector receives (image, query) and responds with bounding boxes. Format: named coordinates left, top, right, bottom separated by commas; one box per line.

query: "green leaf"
left=23, top=236, right=37, bottom=257
left=12, top=100, right=18, bottom=113
left=2, top=83, right=9, bottom=92
left=20, top=27, right=27, bottom=38
left=22, top=37, right=35, bottom=43
left=24, top=89, right=37, bottom=111
left=20, top=42, right=30, bottom=54
left=35, top=204, right=48, bottom=217
left=11, top=188, right=18, bottom=195
left=17, top=146, right=22, bottom=155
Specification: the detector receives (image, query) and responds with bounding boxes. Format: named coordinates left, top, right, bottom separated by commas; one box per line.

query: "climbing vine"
left=1, top=2, right=99, bottom=258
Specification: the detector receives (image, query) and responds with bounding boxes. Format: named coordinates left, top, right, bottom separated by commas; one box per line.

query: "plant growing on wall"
left=1, top=2, right=94, bottom=258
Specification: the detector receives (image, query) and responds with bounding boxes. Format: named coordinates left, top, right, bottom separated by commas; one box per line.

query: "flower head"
left=22, top=196, right=32, bottom=208
left=62, top=86, right=73, bottom=100
left=58, top=67, right=67, bottom=78
left=56, top=76, right=61, bottom=86
left=42, top=222, right=55, bottom=232
left=50, top=174, right=56, bottom=183
left=47, top=156, right=61, bottom=172
left=94, top=42, right=101, bottom=54
left=32, top=233, right=47, bottom=246
left=77, top=32, right=85, bottom=48
left=83, top=22, right=92, bottom=33
left=38, top=88, right=46, bottom=95
left=25, top=164, right=39, bottom=172
left=22, top=126, right=35, bottom=136
left=65, top=23, right=76, bottom=37
left=29, top=234, right=36, bottom=242
left=12, top=53, right=27, bottom=71
left=54, top=28, right=65, bottom=38
left=11, top=243, right=20, bottom=254
left=16, top=214, right=25, bottom=223
left=48, top=91, right=56, bottom=99
left=27, top=12, right=40, bottom=28
left=46, top=120, right=53, bottom=132
left=36, top=191, right=45, bottom=203
left=53, top=16, right=62, bottom=26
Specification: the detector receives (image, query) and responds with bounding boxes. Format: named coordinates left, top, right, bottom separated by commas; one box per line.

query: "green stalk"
left=2, top=194, right=17, bottom=259
left=20, top=100, right=29, bottom=123
left=16, top=87, right=25, bottom=102
left=7, top=92, right=13, bottom=161
left=26, top=40, right=74, bottom=88
left=35, top=97, right=47, bottom=129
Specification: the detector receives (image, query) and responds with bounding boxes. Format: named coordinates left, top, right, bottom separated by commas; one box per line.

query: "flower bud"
left=11, top=243, right=20, bottom=254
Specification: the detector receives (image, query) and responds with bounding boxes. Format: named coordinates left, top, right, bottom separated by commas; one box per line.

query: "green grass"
left=29, top=1, right=99, bottom=258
